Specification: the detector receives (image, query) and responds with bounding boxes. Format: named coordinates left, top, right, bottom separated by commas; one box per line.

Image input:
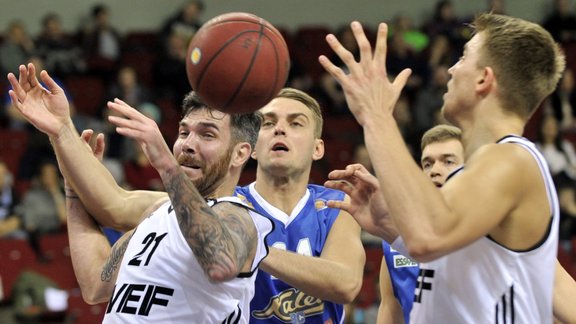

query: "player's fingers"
left=8, top=70, right=26, bottom=101
left=393, top=68, right=413, bottom=92
left=327, top=166, right=357, bottom=180
left=327, top=200, right=354, bottom=214
left=17, top=65, right=27, bottom=88
left=325, top=31, right=362, bottom=76
left=80, top=129, right=94, bottom=144
left=351, top=21, right=372, bottom=64
left=27, top=63, right=39, bottom=88
left=107, top=115, right=142, bottom=131
left=94, top=133, right=106, bottom=161
left=373, top=23, right=388, bottom=67
left=114, top=126, right=142, bottom=141
left=318, top=54, right=348, bottom=85
left=40, top=70, right=63, bottom=95
left=8, top=90, right=23, bottom=111
left=325, top=179, right=351, bottom=190
left=108, top=98, right=146, bottom=122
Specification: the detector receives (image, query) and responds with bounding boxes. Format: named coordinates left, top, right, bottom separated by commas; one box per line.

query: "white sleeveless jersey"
left=102, top=196, right=273, bottom=324
left=410, top=135, right=559, bottom=323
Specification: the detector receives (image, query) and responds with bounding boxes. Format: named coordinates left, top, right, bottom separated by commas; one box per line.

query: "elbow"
left=204, top=261, right=241, bottom=283
left=81, top=288, right=110, bottom=305
left=331, top=275, right=363, bottom=304
left=406, top=239, right=441, bottom=263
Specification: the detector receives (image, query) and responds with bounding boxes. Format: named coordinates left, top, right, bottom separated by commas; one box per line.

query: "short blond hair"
left=471, top=13, right=565, bottom=118
left=276, top=88, right=323, bottom=138
left=420, top=124, right=462, bottom=151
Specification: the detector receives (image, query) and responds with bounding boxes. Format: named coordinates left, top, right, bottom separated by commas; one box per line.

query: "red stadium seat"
left=0, top=130, right=29, bottom=176
left=65, top=76, right=106, bottom=117
left=292, top=26, right=333, bottom=82
left=0, top=238, right=36, bottom=300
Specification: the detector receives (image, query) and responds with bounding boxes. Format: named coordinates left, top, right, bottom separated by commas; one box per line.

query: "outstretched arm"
left=65, top=131, right=135, bottom=304
left=67, top=192, right=135, bottom=304
left=320, top=22, right=537, bottom=262
left=260, top=207, right=365, bottom=304
left=553, top=260, right=576, bottom=323
left=106, top=99, right=259, bottom=282
left=377, top=257, right=404, bottom=324
left=325, top=164, right=398, bottom=242
left=7, top=64, right=165, bottom=230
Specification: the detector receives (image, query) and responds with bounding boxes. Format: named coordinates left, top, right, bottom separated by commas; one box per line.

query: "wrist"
left=49, top=119, right=77, bottom=145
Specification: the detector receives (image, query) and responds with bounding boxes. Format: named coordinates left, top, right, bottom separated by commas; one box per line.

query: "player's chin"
left=181, top=166, right=203, bottom=179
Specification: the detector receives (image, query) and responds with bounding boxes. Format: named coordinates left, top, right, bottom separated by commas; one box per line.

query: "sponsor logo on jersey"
left=314, top=199, right=328, bottom=211
left=251, top=288, right=324, bottom=321
left=235, top=193, right=254, bottom=208
left=393, top=254, right=418, bottom=268
left=106, top=283, right=174, bottom=316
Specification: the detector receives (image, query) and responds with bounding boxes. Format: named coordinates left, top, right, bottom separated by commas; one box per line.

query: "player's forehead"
left=260, top=97, right=312, bottom=120
left=180, top=108, right=231, bottom=130
left=422, top=139, right=463, bottom=160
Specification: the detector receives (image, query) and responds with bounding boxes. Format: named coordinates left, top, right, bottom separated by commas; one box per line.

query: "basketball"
left=186, top=12, right=290, bottom=114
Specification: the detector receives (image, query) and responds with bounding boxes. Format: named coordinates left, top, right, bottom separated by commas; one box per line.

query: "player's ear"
left=232, top=142, right=252, bottom=167
left=312, top=138, right=324, bottom=161
left=477, top=66, right=495, bottom=95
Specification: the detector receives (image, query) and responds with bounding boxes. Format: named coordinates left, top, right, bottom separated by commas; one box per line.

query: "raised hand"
left=106, top=98, right=175, bottom=172
left=318, top=22, right=411, bottom=127
left=325, top=164, right=398, bottom=241
left=7, top=63, right=73, bottom=137
left=79, top=130, right=106, bottom=162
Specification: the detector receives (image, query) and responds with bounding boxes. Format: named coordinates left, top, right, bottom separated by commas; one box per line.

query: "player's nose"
left=274, top=122, right=286, bottom=136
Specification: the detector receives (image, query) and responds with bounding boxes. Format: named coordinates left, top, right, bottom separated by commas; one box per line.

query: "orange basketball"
left=186, top=12, right=290, bottom=114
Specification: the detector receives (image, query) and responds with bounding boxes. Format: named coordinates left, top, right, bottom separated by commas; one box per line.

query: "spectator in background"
left=106, top=65, right=152, bottom=108
left=160, top=0, right=204, bottom=48
left=17, top=160, right=66, bottom=262
left=423, top=35, right=458, bottom=78
left=0, top=20, right=35, bottom=76
left=0, top=160, right=25, bottom=239
left=393, top=95, right=420, bottom=158
left=320, top=26, right=359, bottom=115
left=536, top=114, right=576, bottom=249
left=155, top=30, right=190, bottom=103
left=35, top=13, right=85, bottom=78
left=422, top=0, right=468, bottom=47
left=413, top=65, right=450, bottom=134
left=390, top=14, right=429, bottom=53
left=386, top=31, right=427, bottom=98
left=123, top=141, right=163, bottom=191
left=549, top=68, right=576, bottom=131
left=78, top=3, right=122, bottom=80
left=543, top=0, right=576, bottom=44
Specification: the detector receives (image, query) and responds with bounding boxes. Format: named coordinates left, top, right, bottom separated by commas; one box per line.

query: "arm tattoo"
left=101, top=231, right=135, bottom=282
left=164, top=170, right=256, bottom=277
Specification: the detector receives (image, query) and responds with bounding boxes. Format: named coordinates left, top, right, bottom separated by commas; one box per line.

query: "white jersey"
left=103, top=196, right=273, bottom=324
left=411, top=135, right=559, bottom=323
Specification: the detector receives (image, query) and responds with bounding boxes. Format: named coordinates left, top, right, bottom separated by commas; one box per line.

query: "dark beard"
left=192, top=145, right=233, bottom=197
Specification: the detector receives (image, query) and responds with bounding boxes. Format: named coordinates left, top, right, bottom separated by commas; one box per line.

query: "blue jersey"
left=236, top=183, right=345, bottom=324
left=382, top=241, right=419, bottom=324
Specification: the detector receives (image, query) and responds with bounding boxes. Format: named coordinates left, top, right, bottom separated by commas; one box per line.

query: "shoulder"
left=307, top=184, right=345, bottom=200
left=468, top=141, right=535, bottom=171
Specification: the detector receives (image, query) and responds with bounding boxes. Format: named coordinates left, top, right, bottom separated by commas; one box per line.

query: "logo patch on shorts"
left=393, top=254, right=418, bottom=268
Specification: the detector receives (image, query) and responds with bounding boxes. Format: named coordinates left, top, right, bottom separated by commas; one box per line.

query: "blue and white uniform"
left=382, top=241, right=419, bottom=323
left=236, top=183, right=345, bottom=324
